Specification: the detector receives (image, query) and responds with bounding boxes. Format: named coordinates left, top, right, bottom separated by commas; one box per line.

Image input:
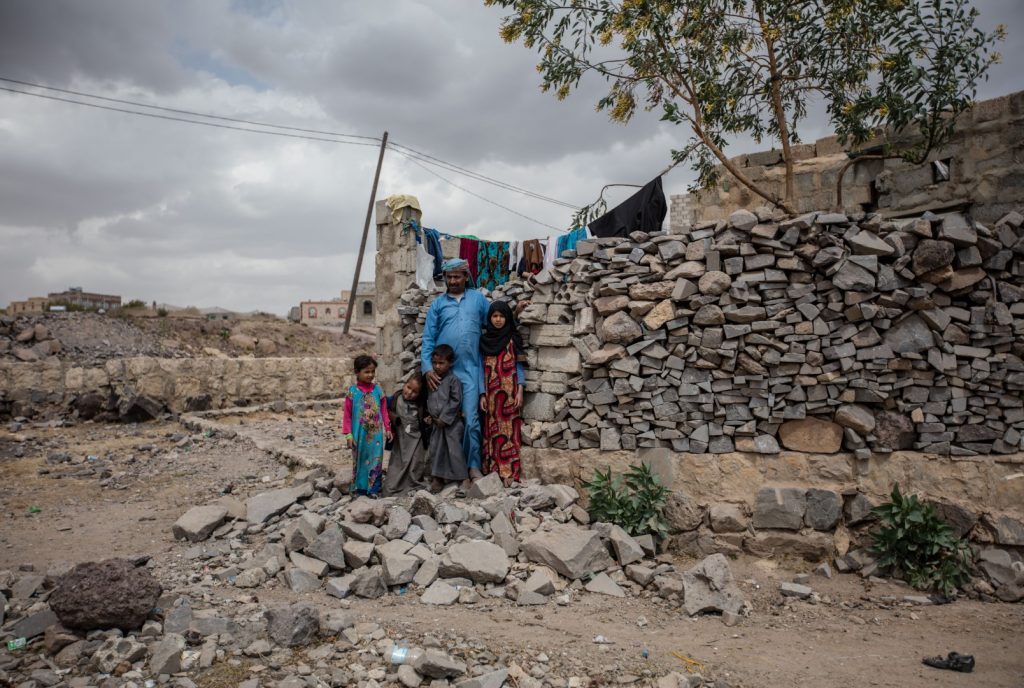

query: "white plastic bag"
left=415, top=241, right=438, bottom=291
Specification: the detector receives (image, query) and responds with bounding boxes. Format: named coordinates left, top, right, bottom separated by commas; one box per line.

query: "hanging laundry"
left=385, top=194, right=422, bottom=224
left=588, top=176, right=667, bottom=238
left=543, top=236, right=558, bottom=269
left=508, top=241, right=522, bottom=275
left=522, top=239, right=544, bottom=274
left=477, top=241, right=511, bottom=291
left=459, top=239, right=480, bottom=284
left=422, top=228, right=444, bottom=279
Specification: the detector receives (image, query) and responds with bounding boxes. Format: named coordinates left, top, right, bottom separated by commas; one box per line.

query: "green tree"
left=485, top=0, right=1003, bottom=214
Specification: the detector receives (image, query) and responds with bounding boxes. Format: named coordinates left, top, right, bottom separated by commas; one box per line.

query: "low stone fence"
left=0, top=356, right=353, bottom=419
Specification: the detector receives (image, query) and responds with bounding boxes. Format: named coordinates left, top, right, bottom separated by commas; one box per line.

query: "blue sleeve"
left=422, top=300, right=438, bottom=373
left=516, top=362, right=525, bottom=385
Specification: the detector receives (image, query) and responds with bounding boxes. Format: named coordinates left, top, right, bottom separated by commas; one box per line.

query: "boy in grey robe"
left=426, top=344, right=468, bottom=489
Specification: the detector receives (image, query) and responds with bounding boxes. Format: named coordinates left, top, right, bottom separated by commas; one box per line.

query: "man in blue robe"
left=421, top=258, right=526, bottom=482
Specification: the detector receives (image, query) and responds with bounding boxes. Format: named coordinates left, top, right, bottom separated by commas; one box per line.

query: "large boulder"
left=681, top=553, right=745, bottom=616
left=438, top=542, right=509, bottom=584
left=778, top=418, right=843, bottom=453
left=49, top=559, right=162, bottom=631
left=521, top=526, right=613, bottom=580
left=245, top=484, right=312, bottom=524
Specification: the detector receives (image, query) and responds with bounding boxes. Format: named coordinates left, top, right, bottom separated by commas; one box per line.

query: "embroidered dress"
left=343, top=382, right=390, bottom=495
left=482, top=339, right=523, bottom=482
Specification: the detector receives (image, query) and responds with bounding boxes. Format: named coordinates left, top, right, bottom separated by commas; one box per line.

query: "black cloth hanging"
left=588, top=176, right=667, bottom=238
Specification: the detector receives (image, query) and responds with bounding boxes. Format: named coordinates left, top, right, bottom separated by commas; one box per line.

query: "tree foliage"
left=485, top=0, right=1004, bottom=213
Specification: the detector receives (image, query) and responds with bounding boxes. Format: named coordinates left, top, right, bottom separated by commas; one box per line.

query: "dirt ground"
left=1, top=419, right=1022, bottom=687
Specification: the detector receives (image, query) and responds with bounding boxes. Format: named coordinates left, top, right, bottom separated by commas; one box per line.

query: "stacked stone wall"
left=397, top=207, right=1024, bottom=460
left=0, top=356, right=353, bottom=418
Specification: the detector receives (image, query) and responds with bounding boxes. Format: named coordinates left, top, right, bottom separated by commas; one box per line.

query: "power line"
left=0, top=76, right=378, bottom=143
left=388, top=140, right=578, bottom=210
left=1, top=76, right=584, bottom=227
left=0, top=75, right=581, bottom=211
left=391, top=148, right=565, bottom=232
left=0, top=85, right=383, bottom=148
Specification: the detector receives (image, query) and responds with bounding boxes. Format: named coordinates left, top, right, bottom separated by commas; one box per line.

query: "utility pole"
left=344, top=130, right=388, bottom=335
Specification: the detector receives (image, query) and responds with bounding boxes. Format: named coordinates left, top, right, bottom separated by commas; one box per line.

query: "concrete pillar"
left=374, top=199, right=421, bottom=393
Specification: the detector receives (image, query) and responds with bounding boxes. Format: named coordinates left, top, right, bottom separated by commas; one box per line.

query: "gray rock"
left=728, top=209, right=758, bottom=231
left=752, top=487, right=806, bottom=530
left=382, top=551, right=421, bottom=586
left=340, top=521, right=381, bottom=541
left=804, top=489, right=842, bottom=531
left=305, top=523, right=347, bottom=569
left=883, top=314, right=933, bottom=354
left=522, top=567, right=559, bottom=596
left=843, top=493, right=875, bottom=525
left=410, top=490, right=438, bottom=517
left=467, top=472, right=504, bottom=499
left=438, top=541, right=510, bottom=584
left=420, top=580, right=460, bottom=605
left=343, top=540, right=375, bottom=569
left=584, top=572, right=626, bottom=597
left=234, top=567, right=268, bottom=588
left=835, top=404, right=875, bottom=434
left=608, top=525, right=645, bottom=565
left=520, top=485, right=556, bottom=510
left=383, top=505, right=413, bottom=540
left=413, top=557, right=440, bottom=587
left=289, top=551, right=329, bottom=577
left=413, top=648, right=467, bottom=679
left=735, top=435, right=780, bottom=454
left=709, top=504, right=747, bottom=533
left=283, top=567, right=321, bottom=593
left=521, top=525, right=614, bottom=580
left=398, top=663, right=424, bottom=687
left=599, top=311, right=643, bottom=344
left=779, top=582, right=812, bottom=599
left=912, top=239, right=955, bottom=275
left=149, top=633, right=184, bottom=675
left=172, top=505, right=228, bottom=542
left=455, top=669, right=509, bottom=688
left=264, top=603, right=320, bottom=647
left=351, top=566, right=387, bottom=598
left=681, top=554, right=745, bottom=616
left=245, top=484, right=311, bottom=524
left=698, top=271, right=732, bottom=296
left=325, top=575, right=355, bottom=599
left=831, top=261, right=876, bottom=291
left=12, top=609, right=59, bottom=639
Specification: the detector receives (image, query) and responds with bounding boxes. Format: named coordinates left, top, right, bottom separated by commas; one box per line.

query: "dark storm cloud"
left=0, top=0, right=1021, bottom=315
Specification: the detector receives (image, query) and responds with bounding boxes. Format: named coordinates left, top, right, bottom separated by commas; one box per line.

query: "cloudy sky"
left=1, top=1, right=1021, bottom=316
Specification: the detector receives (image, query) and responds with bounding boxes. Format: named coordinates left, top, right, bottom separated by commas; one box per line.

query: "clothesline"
left=389, top=174, right=667, bottom=290
left=403, top=217, right=588, bottom=290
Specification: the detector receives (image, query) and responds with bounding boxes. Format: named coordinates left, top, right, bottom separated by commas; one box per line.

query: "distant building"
left=296, top=282, right=377, bottom=330
left=300, top=299, right=346, bottom=325
left=48, top=287, right=121, bottom=310
left=339, top=281, right=377, bottom=329
left=7, top=297, right=49, bottom=314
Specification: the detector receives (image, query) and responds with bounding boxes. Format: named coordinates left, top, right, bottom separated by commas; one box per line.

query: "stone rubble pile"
left=0, top=319, right=62, bottom=363
left=400, top=208, right=1024, bottom=457
left=168, top=469, right=747, bottom=618
left=0, top=468, right=747, bottom=687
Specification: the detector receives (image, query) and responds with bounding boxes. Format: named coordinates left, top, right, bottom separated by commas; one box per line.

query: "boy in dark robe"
left=426, top=344, right=468, bottom=490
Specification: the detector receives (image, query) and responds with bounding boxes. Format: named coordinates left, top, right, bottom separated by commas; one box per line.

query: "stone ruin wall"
left=671, top=90, right=1024, bottom=227
left=386, top=204, right=1024, bottom=561
left=0, top=356, right=353, bottom=420
left=398, top=208, right=1024, bottom=460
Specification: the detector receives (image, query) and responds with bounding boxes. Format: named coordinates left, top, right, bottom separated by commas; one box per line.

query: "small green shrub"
left=582, top=463, right=670, bottom=540
left=156, top=308, right=168, bottom=317
left=124, top=299, right=146, bottom=309
left=870, top=483, right=974, bottom=596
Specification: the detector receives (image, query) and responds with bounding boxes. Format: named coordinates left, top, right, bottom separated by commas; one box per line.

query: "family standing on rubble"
left=342, top=257, right=529, bottom=498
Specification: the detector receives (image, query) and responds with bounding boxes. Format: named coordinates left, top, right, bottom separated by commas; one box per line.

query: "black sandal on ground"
left=922, top=652, right=975, bottom=673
